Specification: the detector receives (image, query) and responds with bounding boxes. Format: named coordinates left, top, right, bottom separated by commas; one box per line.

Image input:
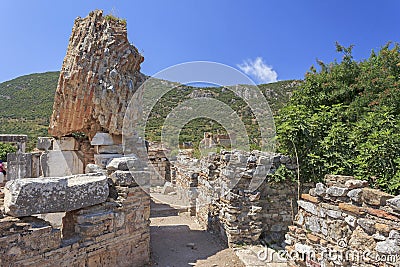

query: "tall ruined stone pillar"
left=49, top=10, right=145, bottom=139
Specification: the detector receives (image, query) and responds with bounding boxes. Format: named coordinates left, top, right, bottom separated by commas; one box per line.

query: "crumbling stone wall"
left=49, top=10, right=145, bottom=139
left=147, top=144, right=171, bottom=186
left=0, top=10, right=151, bottom=267
left=173, top=151, right=200, bottom=215
left=286, top=175, right=400, bottom=267
left=172, top=150, right=301, bottom=247
left=0, top=158, right=150, bottom=267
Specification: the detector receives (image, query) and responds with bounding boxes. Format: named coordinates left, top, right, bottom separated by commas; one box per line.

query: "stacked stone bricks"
left=286, top=175, right=400, bottom=267
left=0, top=157, right=150, bottom=267
left=173, top=150, right=300, bottom=247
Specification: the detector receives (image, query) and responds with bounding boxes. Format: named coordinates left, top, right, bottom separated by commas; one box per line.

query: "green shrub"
left=0, top=142, right=17, bottom=161
left=277, top=42, right=400, bottom=194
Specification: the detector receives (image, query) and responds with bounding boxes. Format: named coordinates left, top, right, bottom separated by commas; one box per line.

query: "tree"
left=277, top=42, right=400, bottom=194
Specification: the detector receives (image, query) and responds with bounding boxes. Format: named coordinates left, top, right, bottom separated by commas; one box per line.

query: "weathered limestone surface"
left=4, top=174, right=108, bottom=217
left=48, top=10, right=145, bottom=139
left=41, top=150, right=84, bottom=177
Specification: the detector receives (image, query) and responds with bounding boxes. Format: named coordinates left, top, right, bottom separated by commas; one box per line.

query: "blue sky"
left=0, top=0, right=399, bottom=84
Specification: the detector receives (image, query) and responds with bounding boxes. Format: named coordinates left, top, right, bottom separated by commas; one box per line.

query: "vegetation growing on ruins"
left=2, top=43, right=399, bottom=195
left=104, top=14, right=127, bottom=26
left=277, top=42, right=400, bottom=194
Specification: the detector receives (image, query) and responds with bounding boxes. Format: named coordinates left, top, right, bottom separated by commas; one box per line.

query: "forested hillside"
left=0, top=71, right=59, bottom=149
left=0, top=71, right=298, bottom=151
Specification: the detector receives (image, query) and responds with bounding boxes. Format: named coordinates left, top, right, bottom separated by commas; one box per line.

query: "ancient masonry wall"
left=172, top=150, right=302, bottom=247
left=0, top=160, right=150, bottom=267
left=147, top=146, right=171, bottom=186
left=286, top=175, right=400, bottom=267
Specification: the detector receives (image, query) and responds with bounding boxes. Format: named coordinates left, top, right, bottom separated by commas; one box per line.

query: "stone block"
left=91, top=133, right=121, bottom=146
left=344, top=179, right=369, bottom=189
left=41, top=151, right=84, bottom=177
left=53, top=137, right=79, bottom=151
left=325, top=209, right=343, bottom=219
left=110, top=170, right=138, bottom=187
left=386, top=196, right=400, bottom=211
left=106, top=156, right=144, bottom=171
left=314, top=182, right=326, bottom=196
left=94, top=154, right=123, bottom=168
left=95, top=144, right=123, bottom=154
left=85, top=164, right=106, bottom=174
left=324, top=174, right=354, bottom=186
left=357, top=218, right=375, bottom=234
left=3, top=174, right=109, bottom=217
left=162, top=182, right=175, bottom=195
left=348, top=226, right=375, bottom=250
left=376, top=239, right=400, bottom=254
left=362, top=188, right=393, bottom=206
left=297, top=200, right=318, bottom=215
left=326, top=186, right=349, bottom=197
left=7, top=152, right=32, bottom=180
left=347, top=188, right=362, bottom=202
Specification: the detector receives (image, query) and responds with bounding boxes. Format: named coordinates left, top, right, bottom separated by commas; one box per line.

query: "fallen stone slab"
left=94, top=153, right=123, bottom=168
left=4, top=174, right=109, bottom=217
left=106, top=156, right=145, bottom=171
left=85, top=164, right=106, bottom=174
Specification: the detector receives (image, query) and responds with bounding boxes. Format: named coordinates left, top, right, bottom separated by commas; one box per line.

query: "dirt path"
left=150, top=197, right=245, bottom=267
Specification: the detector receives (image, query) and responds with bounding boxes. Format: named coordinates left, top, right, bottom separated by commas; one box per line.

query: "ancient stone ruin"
left=1, top=9, right=400, bottom=267
left=0, top=10, right=151, bottom=266
left=48, top=10, right=145, bottom=139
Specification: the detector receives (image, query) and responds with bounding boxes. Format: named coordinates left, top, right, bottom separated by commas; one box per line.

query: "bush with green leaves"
left=277, top=42, right=400, bottom=194
left=0, top=142, right=17, bottom=161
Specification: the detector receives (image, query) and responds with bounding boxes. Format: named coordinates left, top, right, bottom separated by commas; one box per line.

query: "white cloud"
left=237, top=57, right=278, bottom=84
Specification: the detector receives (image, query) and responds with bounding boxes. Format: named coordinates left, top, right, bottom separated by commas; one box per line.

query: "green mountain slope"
left=0, top=72, right=59, bottom=150
left=0, top=71, right=298, bottom=151
left=145, top=80, right=300, bottom=150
